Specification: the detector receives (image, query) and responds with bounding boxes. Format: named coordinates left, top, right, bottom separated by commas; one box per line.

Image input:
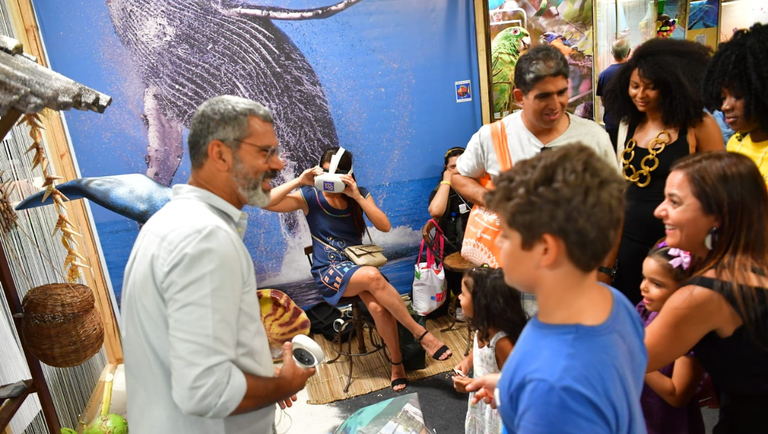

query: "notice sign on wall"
left=455, top=80, right=472, bottom=103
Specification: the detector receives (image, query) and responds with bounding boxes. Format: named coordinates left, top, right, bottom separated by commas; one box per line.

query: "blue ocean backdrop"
left=34, top=0, right=483, bottom=310
left=98, top=176, right=441, bottom=308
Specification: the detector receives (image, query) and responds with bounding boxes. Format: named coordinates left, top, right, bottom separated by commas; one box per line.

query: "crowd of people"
left=118, top=22, right=768, bottom=434
left=453, top=23, right=768, bottom=434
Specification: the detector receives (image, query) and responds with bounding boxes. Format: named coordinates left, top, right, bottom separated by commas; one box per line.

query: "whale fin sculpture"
left=15, top=174, right=172, bottom=224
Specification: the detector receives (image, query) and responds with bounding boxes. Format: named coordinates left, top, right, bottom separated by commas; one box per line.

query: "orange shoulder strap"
left=490, top=120, right=513, bottom=171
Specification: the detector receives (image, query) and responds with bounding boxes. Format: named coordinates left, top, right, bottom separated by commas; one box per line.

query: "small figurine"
left=656, top=14, right=677, bottom=38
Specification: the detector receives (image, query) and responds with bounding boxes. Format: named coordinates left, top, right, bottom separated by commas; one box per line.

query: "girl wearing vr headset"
left=267, top=147, right=453, bottom=391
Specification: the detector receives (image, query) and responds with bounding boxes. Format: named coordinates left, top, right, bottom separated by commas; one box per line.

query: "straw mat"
left=305, top=315, right=471, bottom=404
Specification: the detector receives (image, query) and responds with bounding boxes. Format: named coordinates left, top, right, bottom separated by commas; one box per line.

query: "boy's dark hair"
left=514, top=45, right=570, bottom=95
left=603, top=38, right=712, bottom=129
left=464, top=267, right=527, bottom=345
left=702, top=23, right=768, bottom=132
left=486, top=144, right=625, bottom=273
left=646, top=245, right=689, bottom=284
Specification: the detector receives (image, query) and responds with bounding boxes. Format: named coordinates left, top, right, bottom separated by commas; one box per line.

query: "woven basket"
left=21, top=283, right=104, bottom=368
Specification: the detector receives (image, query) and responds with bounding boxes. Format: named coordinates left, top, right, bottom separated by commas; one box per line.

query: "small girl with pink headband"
left=637, top=242, right=705, bottom=434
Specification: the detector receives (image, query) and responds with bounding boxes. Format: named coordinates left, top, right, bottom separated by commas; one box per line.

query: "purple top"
left=637, top=302, right=704, bottom=434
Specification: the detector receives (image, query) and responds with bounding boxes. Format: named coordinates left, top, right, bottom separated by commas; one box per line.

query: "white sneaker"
left=455, top=306, right=466, bottom=321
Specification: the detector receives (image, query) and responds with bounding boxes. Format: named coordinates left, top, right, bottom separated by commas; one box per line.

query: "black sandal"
left=391, top=360, right=408, bottom=391
left=416, top=330, right=452, bottom=361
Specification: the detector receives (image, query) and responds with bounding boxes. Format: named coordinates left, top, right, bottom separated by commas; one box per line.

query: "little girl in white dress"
left=451, top=267, right=528, bottom=434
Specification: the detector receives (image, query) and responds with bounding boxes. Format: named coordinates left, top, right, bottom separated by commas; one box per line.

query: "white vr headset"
left=314, top=147, right=353, bottom=193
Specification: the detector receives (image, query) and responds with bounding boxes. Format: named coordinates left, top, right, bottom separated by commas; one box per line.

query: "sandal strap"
left=416, top=329, right=452, bottom=361
left=391, top=378, right=408, bottom=388
left=416, top=330, right=429, bottom=343
left=431, top=344, right=450, bottom=361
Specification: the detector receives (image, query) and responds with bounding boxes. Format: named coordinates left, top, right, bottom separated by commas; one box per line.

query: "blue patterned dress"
left=300, top=185, right=371, bottom=306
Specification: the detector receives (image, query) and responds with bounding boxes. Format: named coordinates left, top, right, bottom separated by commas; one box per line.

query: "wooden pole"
left=474, top=0, right=492, bottom=125
left=0, top=246, right=61, bottom=434
left=7, top=0, right=123, bottom=365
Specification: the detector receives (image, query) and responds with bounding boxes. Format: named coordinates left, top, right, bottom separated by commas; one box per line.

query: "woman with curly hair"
left=702, top=23, right=768, bottom=184
left=602, top=38, right=724, bottom=304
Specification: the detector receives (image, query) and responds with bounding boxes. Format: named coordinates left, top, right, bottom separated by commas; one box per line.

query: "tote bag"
left=460, top=120, right=513, bottom=268
left=412, top=223, right=447, bottom=316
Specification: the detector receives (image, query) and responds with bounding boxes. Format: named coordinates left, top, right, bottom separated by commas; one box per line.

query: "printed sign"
left=455, top=80, right=472, bottom=102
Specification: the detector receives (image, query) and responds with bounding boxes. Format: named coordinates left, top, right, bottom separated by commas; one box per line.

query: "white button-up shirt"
left=122, top=184, right=274, bottom=434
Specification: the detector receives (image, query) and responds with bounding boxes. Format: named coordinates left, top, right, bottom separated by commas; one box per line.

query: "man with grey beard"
left=121, top=95, right=315, bottom=434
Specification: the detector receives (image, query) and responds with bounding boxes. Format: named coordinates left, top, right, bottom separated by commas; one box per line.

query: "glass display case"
left=686, top=0, right=720, bottom=49
left=475, top=0, right=596, bottom=123
left=594, top=0, right=656, bottom=125
left=593, top=0, right=726, bottom=124
left=720, top=0, right=768, bottom=41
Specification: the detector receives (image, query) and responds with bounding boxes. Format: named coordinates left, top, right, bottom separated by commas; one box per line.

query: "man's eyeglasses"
left=229, top=138, right=282, bottom=161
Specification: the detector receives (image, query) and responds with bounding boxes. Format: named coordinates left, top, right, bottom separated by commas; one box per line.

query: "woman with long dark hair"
left=267, top=147, right=453, bottom=391
left=648, top=152, right=768, bottom=432
left=428, top=147, right=472, bottom=254
left=602, top=38, right=724, bottom=304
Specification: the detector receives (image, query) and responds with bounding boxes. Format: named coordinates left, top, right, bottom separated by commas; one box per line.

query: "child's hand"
left=452, top=375, right=473, bottom=393
left=465, top=373, right=500, bottom=408
left=455, top=360, right=472, bottom=377
left=471, top=388, right=496, bottom=408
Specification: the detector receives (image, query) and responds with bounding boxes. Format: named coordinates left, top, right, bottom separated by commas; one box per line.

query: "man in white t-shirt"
left=453, top=45, right=616, bottom=202
left=453, top=45, right=618, bottom=283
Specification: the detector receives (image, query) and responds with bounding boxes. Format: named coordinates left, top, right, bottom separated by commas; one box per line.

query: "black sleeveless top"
left=685, top=275, right=768, bottom=433
left=622, top=125, right=690, bottom=245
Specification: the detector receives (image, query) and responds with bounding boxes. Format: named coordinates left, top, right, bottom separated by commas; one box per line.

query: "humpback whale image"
left=106, top=0, right=364, bottom=186
left=15, top=174, right=171, bottom=224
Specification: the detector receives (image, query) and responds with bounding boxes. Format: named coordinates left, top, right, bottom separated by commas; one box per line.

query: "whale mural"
left=31, top=0, right=484, bottom=307
left=106, top=0, right=364, bottom=187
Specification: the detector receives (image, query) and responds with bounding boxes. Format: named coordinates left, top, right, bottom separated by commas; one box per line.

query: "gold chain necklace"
left=621, top=130, right=671, bottom=187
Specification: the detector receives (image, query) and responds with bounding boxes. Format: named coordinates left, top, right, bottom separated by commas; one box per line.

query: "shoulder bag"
left=343, top=226, right=387, bottom=268
left=412, top=219, right=447, bottom=315
left=460, top=120, right=513, bottom=268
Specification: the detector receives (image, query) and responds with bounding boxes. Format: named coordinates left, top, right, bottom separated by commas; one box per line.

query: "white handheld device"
left=291, top=334, right=324, bottom=369
left=314, top=147, right=353, bottom=193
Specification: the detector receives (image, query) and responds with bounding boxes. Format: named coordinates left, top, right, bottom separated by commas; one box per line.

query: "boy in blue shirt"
left=467, top=144, right=647, bottom=433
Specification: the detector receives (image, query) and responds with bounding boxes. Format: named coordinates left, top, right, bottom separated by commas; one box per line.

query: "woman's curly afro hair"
left=702, top=23, right=768, bottom=132
left=604, top=38, right=712, bottom=129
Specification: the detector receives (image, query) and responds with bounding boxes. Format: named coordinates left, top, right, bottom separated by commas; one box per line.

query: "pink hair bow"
left=668, top=248, right=691, bottom=270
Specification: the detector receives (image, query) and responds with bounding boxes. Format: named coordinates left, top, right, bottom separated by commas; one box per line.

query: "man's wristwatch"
left=598, top=266, right=617, bottom=280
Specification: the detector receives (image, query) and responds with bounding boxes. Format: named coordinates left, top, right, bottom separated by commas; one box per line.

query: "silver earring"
left=705, top=227, right=718, bottom=250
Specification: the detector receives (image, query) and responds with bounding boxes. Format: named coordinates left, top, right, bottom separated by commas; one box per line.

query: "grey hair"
left=611, top=38, right=631, bottom=60
left=513, top=45, right=570, bottom=95
left=187, top=95, right=274, bottom=169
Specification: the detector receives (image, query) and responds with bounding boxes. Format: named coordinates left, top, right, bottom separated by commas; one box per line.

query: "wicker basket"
left=21, top=283, right=104, bottom=368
